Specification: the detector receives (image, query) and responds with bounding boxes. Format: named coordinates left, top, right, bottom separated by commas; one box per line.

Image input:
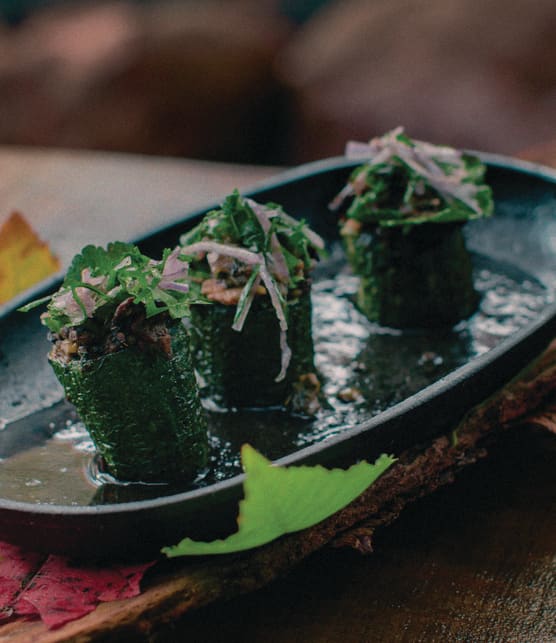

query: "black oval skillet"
left=0, top=154, right=555, bottom=559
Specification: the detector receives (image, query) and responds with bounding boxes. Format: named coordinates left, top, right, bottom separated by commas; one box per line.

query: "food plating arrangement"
left=1, top=129, right=556, bottom=557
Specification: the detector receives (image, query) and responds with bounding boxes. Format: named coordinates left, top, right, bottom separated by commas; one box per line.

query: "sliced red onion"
left=278, top=330, right=292, bottom=384
left=113, top=256, right=132, bottom=271
left=162, top=247, right=189, bottom=279
left=343, top=127, right=482, bottom=213
left=258, top=266, right=287, bottom=331
left=275, top=211, right=325, bottom=250
left=267, top=248, right=290, bottom=285
left=267, top=231, right=290, bottom=284
left=181, top=241, right=264, bottom=267
left=246, top=199, right=272, bottom=233
left=52, top=267, right=115, bottom=323
left=159, top=280, right=190, bottom=294
left=50, top=285, right=99, bottom=325
left=344, top=140, right=380, bottom=160
left=158, top=247, right=190, bottom=293
left=259, top=264, right=290, bottom=381
left=329, top=183, right=355, bottom=211
left=245, top=200, right=290, bottom=284
left=49, top=289, right=84, bottom=320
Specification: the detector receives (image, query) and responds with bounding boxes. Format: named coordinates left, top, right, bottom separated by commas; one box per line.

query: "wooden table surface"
left=0, top=146, right=278, bottom=267
left=0, top=145, right=554, bottom=642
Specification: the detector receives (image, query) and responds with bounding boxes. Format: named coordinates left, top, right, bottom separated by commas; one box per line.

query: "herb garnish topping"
left=180, top=190, right=324, bottom=381
left=330, top=127, right=493, bottom=227
left=20, top=242, right=194, bottom=333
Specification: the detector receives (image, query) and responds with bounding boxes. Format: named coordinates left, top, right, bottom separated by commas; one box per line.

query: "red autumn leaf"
left=0, top=541, right=155, bottom=629
left=0, top=542, right=45, bottom=620
left=14, top=555, right=155, bottom=629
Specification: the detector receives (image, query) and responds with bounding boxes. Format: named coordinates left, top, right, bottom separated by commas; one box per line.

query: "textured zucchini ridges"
left=51, top=322, right=208, bottom=482
left=343, top=222, right=477, bottom=328
left=190, top=289, right=315, bottom=409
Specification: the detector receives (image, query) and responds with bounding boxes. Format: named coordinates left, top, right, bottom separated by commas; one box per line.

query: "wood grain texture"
left=175, top=431, right=555, bottom=643
left=0, top=146, right=553, bottom=642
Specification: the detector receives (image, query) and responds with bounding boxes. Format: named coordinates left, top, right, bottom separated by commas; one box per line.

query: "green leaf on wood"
left=162, top=444, right=395, bottom=557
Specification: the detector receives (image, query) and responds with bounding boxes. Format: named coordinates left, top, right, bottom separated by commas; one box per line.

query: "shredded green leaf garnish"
left=180, top=190, right=324, bottom=285
left=20, top=242, right=195, bottom=333
left=331, top=127, right=494, bottom=228
left=162, top=444, right=395, bottom=557
left=179, top=191, right=325, bottom=381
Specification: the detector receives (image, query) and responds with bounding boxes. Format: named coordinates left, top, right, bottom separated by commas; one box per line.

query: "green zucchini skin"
left=51, top=323, right=208, bottom=482
left=189, top=290, right=315, bottom=409
left=343, top=223, right=478, bottom=328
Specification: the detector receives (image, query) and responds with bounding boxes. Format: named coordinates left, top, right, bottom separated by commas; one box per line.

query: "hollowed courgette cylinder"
left=343, top=222, right=478, bottom=328
left=51, top=321, right=207, bottom=482
left=22, top=242, right=208, bottom=482
left=331, top=127, right=494, bottom=329
left=180, top=191, right=324, bottom=414
left=189, top=288, right=314, bottom=408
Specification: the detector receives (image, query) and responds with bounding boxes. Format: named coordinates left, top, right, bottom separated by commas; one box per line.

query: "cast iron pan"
left=0, top=154, right=555, bottom=559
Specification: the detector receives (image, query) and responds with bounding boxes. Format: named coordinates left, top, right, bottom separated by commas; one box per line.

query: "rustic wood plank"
left=176, top=431, right=555, bottom=643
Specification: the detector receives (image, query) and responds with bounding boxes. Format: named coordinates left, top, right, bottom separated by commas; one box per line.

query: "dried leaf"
left=0, top=542, right=45, bottom=620
left=12, top=556, right=155, bottom=629
left=14, top=556, right=154, bottom=629
left=0, top=212, right=60, bottom=304
left=0, top=541, right=154, bottom=630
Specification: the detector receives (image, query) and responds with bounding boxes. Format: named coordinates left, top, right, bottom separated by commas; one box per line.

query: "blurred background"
left=1, top=0, right=556, bottom=166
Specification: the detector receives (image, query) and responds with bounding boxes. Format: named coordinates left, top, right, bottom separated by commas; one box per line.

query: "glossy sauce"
left=0, top=249, right=549, bottom=505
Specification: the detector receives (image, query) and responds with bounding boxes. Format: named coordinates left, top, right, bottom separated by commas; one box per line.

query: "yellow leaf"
left=0, top=212, right=60, bottom=304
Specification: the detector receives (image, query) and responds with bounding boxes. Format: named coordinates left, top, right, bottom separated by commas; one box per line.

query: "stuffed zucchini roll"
left=24, top=242, right=208, bottom=482
left=330, top=127, right=494, bottom=328
left=180, top=191, right=324, bottom=413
